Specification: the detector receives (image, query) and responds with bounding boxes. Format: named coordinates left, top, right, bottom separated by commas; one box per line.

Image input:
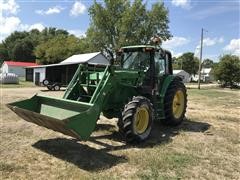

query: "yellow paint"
left=134, top=106, right=149, bottom=134
left=172, top=90, right=185, bottom=119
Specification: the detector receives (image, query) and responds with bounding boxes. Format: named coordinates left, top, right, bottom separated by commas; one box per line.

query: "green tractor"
left=7, top=45, right=187, bottom=143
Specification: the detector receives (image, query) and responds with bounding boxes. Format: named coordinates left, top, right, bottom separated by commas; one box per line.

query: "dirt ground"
left=0, top=86, right=239, bottom=179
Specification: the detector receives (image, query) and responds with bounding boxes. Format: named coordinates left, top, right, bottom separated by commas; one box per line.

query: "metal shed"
left=173, top=70, right=190, bottom=83
left=27, top=52, right=109, bottom=86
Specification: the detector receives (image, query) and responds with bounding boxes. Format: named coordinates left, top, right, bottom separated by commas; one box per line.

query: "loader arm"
left=7, top=65, right=114, bottom=140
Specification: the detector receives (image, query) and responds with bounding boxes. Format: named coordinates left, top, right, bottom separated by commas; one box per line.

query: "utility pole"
left=181, top=58, right=183, bottom=70
left=198, top=28, right=204, bottom=90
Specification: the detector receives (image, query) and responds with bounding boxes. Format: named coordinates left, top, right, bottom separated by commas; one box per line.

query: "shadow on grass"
left=33, top=138, right=127, bottom=172
left=91, top=118, right=211, bottom=149
left=32, top=119, right=210, bottom=171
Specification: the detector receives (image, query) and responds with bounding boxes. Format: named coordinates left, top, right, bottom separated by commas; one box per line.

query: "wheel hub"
left=134, top=106, right=149, bottom=134
left=172, top=90, right=185, bottom=119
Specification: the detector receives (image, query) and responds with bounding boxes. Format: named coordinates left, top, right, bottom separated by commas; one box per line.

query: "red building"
left=1, top=61, right=38, bottom=81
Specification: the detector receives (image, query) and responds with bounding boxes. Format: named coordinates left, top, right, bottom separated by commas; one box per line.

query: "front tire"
left=119, top=96, right=154, bottom=143
left=162, top=78, right=187, bottom=126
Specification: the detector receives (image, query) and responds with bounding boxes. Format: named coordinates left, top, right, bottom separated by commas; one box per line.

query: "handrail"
left=63, top=65, right=81, bottom=99
left=89, top=66, right=109, bottom=104
left=91, top=72, right=111, bottom=105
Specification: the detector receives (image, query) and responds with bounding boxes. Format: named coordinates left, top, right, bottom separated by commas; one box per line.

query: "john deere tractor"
left=7, top=45, right=187, bottom=143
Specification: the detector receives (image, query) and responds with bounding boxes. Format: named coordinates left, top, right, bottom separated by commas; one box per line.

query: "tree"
left=214, top=54, right=240, bottom=88
left=3, top=31, right=29, bottom=59
left=40, top=27, right=69, bottom=42
left=172, top=57, right=180, bottom=69
left=175, top=52, right=199, bottom=75
left=2, top=27, right=70, bottom=62
left=87, top=0, right=171, bottom=51
left=35, top=35, right=89, bottom=64
left=12, top=39, right=35, bottom=61
left=0, top=43, right=9, bottom=64
left=202, top=58, right=214, bottom=68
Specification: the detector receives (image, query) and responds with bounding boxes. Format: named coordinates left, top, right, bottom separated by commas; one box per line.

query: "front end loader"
left=7, top=45, right=187, bottom=143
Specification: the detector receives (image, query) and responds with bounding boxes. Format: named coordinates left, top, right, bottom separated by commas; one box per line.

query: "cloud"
left=68, top=29, right=86, bottom=37
left=202, top=37, right=224, bottom=46
left=195, top=37, right=224, bottom=56
left=28, top=23, right=45, bottom=31
left=19, top=23, right=45, bottom=32
left=162, top=36, right=190, bottom=50
left=0, top=20, right=45, bottom=42
left=0, top=0, right=19, bottom=15
left=0, top=0, right=46, bottom=42
left=0, top=2, right=44, bottom=41
left=0, top=16, right=21, bottom=35
left=35, top=6, right=64, bottom=15
left=70, top=1, right=86, bottom=17
left=0, top=0, right=21, bottom=41
left=173, top=52, right=183, bottom=58
left=171, top=0, right=191, bottom=9
left=224, top=39, right=240, bottom=55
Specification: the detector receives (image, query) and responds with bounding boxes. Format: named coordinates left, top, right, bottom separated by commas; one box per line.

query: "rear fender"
left=158, top=75, right=178, bottom=119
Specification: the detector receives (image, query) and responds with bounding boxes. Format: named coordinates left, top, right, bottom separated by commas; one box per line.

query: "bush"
left=214, top=55, right=240, bottom=88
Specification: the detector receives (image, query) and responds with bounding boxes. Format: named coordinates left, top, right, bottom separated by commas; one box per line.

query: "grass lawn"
left=0, top=87, right=239, bottom=179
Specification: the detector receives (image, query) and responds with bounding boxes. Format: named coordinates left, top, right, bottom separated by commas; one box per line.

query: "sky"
left=0, top=0, right=239, bottom=61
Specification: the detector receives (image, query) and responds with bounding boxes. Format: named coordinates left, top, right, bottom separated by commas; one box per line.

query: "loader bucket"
left=7, top=95, right=100, bottom=140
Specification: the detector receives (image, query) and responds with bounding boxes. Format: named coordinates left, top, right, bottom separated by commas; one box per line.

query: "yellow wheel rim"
left=133, top=106, right=149, bottom=134
left=172, top=90, right=185, bottom=119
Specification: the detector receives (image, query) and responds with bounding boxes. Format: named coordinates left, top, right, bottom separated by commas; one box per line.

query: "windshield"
left=121, top=51, right=150, bottom=70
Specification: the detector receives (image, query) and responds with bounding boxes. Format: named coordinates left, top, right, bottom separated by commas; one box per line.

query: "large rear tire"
left=119, top=96, right=154, bottom=143
left=161, top=78, right=187, bottom=126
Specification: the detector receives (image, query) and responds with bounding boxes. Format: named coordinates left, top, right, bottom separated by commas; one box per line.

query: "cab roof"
left=121, top=45, right=156, bottom=49
left=121, top=45, right=171, bottom=55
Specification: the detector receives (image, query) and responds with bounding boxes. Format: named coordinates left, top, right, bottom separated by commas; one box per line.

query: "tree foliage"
left=12, top=39, right=35, bottom=61
left=34, top=35, right=90, bottom=64
left=202, top=58, right=214, bottom=68
left=214, top=55, right=240, bottom=88
left=2, top=28, right=70, bottom=62
left=87, top=0, right=171, bottom=51
left=173, top=52, right=199, bottom=75
left=0, top=43, right=9, bottom=65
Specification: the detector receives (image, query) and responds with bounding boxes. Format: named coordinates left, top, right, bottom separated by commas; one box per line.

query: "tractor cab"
left=116, top=45, right=173, bottom=89
left=117, top=45, right=173, bottom=76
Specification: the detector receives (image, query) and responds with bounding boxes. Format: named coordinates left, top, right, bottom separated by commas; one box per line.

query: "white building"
left=201, top=68, right=214, bottom=82
left=191, top=68, right=214, bottom=83
left=27, top=52, right=109, bottom=85
left=173, top=70, right=190, bottom=83
left=1, top=61, right=38, bottom=77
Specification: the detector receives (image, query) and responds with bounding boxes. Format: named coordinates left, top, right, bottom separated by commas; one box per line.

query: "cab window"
left=154, top=52, right=165, bottom=76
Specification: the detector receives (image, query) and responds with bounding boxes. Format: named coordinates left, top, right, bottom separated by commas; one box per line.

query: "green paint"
left=158, top=75, right=175, bottom=119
